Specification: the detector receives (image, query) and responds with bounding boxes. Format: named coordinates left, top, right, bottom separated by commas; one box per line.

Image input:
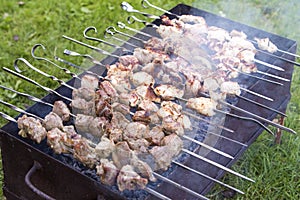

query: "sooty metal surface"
left=0, top=3, right=297, bottom=200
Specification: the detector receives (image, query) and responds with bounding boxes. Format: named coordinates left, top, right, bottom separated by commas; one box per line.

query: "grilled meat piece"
left=179, top=15, right=207, bottom=25
left=106, top=63, right=132, bottom=93
left=131, top=153, right=156, bottom=182
left=119, top=92, right=141, bottom=107
left=81, top=74, right=99, bottom=89
left=111, top=102, right=131, bottom=115
left=150, top=134, right=183, bottom=171
left=73, top=138, right=97, bottom=168
left=108, top=128, right=123, bottom=143
left=123, top=122, right=150, bottom=141
left=162, top=115, right=185, bottom=136
left=88, top=117, right=108, bottom=137
left=157, top=101, right=182, bottom=119
left=52, top=100, right=70, bottom=122
left=99, top=80, right=118, bottom=102
left=254, top=37, right=278, bottom=53
left=62, top=125, right=82, bottom=147
left=112, top=141, right=133, bottom=169
left=96, top=158, right=119, bottom=186
left=134, top=84, right=161, bottom=103
left=95, top=99, right=112, bottom=119
left=43, top=112, right=63, bottom=131
left=72, top=87, right=95, bottom=102
left=127, top=138, right=150, bottom=153
left=161, top=134, right=183, bottom=157
left=148, top=126, right=165, bottom=145
left=119, top=55, right=140, bottom=67
left=17, top=115, right=47, bottom=143
left=110, top=111, right=130, bottom=129
left=95, top=136, right=115, bottom=159
left=75, top=114, right=94, bottom=133
left=71, top=98, right=96, bottom=116
left=186, top=97, right=217, bottom=116
left=47, top=127, right=70, bottom=154
left=220, top=81, right=241, bottom=96
left=117, top=165, right=148, bottom=191
left=154, top=84, right=184, bottom=100
left=138, top=99, right=159, bottom=113
left=149, top=145, right=173, bottom=171
left=132, top=110, right=152, bottom=124
left=131, top=71, right=155, bottom=87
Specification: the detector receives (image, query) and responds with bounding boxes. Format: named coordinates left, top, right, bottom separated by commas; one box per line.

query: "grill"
left=0, top=2, right=297, bottom=200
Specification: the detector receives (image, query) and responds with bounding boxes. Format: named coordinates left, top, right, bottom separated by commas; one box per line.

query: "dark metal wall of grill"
left=0, top=4, right=297, bottom=200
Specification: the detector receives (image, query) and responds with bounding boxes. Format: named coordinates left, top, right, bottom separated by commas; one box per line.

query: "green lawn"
left=0, top=0, right=299, bottom=199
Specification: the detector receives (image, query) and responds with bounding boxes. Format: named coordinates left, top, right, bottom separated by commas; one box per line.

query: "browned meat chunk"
left=186, top=97, right=217, bottom=116
left=132, top=110, right=152, bottom=124
left=52, top=100, right=71, bottom=122
left=81, top=74, right=99, bottom=89
left=220, top=81, right=241, bottom=96
left=112, top=141, right=133, bottom=169
left=130, top=154, right=156, bottom=182
left=73, top=138, right=97, bottom=168
left=43, top=112, right=63, bottom=131
left=72, top=87, right=95, bottom=102
left=131, top=72, right=155, bottom=87
left=127, top=138, right=150, bottom=153
left=119, top=55, right=139, bottom=67
left=75, top=114, right=94, bottom=133
left=161, top=134, right=183, bottom=157
left=149, top=145, right=173, bottom=171
left=96, top=159, right=119, bottom=186
left=71, top=98, right=95, bottom=116
left=88, top=117, right=108, bottom=137
left=100, top=81, right=118, bottom=102
left=162, top=115, right=184, bottom=136
left=17, top=115, right=47, bottom=143
left=148, top=126, right=165, bottom=145
left=95, top=136, right=115, bottom=159
left=134, top=84, right=161, bottom=103
left=47, top=127, right=70, bottom=154
left=117, top=165, right=148, bottom=191
left=154, top=84, right=184, bottom=100
left=123, top=122, right=150, bottom=141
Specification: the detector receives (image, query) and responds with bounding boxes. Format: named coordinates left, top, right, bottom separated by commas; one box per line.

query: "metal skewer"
left=0, top=98, right=245, bottom=200
left=134, top=0, right=300, bottom=66
left=2, top=67, right=72, bottom=102
left=121, top=1, right=160, bottom=19
left=14, top=58, right=76, bottom=91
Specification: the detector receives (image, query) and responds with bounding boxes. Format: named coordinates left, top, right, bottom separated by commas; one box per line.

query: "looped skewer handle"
left=127, top=15, right=158, bottom=28
left=141, top=0, right=178, bottom=17
left=118, top=21, right=153, bottom=38
left=14, top=58, right=75, bottom=91
left=31, top=44, right=79, bottom=80
left=121, top=1, right=160, bottom=19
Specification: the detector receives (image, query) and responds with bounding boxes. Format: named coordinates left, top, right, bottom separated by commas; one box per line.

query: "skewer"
left=0, top=100, right=244, bottom=200
left=133, top=0, right=299, bottom=66
left=178, top=97, right=275, bottom=136
left=14, top=58, right=76, bottom=91
left=153, top=172, right=210, bottom=200
left=191, top=125, right=247, bottom=147
left=83, top=26, right=131, bottom=54
left=62, top=35, right=120, bottom=59
left=181, top=149, right=254, bottom=182
left=138, top=0, right=300, bottom=62
left=2, top=67, right=72, bottom=102
left=172, top=161, right=244, bottom=194
left=31, top=44, right=80, bottom=80
left=221, top=100, right=296, bottom=134
left=121, top=1, right=160, bottom=19
left=0, top=85, right=76, bottom=118
left=63, top=46, right=284, bottom=118
left=101, top=27, right=277, bottom=102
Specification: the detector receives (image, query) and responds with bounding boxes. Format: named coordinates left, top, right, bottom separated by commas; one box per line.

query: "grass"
left=0, top=0, right=299, bottom=199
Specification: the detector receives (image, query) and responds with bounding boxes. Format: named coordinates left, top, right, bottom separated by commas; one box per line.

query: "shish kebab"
left=122, top=0, right=300, bottom=64
left=0, top=86, right=246, bottom=196
left=100, top=26, right=281, bottom=102
left=0, top=76, right=247, bottom=197
left=105, top=18, right=290, bottom=84
left=9, top=56, right=267, bottom=183
left=15, top=52, right=235, bottom=138
left=88, top=26, right=289, bottom=107
left=114, top=20, right=291, bottom=83
left=62, top=34, right=288, bottom=122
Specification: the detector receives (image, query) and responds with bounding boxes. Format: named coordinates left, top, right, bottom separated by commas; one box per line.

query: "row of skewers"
left=0, top=1, right=299, bottom=199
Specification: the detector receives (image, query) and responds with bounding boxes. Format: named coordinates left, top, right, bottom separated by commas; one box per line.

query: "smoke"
left=193, top=0, right=299, bottom=44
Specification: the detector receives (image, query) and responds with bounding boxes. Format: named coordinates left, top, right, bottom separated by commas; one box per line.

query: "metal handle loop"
left=25, top=161, right=56, bottom=200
